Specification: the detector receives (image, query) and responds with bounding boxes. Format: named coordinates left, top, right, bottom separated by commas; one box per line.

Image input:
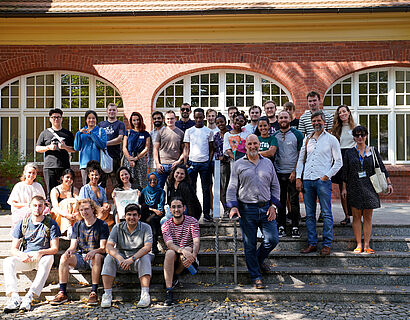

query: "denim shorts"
left=74, top=252, right=93, bottom=271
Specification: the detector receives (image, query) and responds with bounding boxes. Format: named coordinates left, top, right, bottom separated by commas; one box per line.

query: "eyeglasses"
left=353, top=133, right=367, bottom=138
left=181, top=108, right=190, bottom=112
left=50, top=116, right=62, bottom=119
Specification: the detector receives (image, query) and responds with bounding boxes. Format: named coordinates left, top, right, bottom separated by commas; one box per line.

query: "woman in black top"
left=166, top=165, right=202, bottom=220
left=341, top=126, right=393, bottom=254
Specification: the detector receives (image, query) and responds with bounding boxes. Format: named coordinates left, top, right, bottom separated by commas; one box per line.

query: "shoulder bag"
left=369, top=146, right=388, bottom=194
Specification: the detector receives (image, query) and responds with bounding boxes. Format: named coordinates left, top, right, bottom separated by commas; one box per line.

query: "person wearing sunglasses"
left=341, top=126, right=393, bottom=254
left=175, top=103, right=195, bottom=132
left=36, top=108, right=75, bottom=199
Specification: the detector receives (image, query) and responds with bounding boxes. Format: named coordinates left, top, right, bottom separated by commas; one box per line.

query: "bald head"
left=245, top=134, right=260, bottom=158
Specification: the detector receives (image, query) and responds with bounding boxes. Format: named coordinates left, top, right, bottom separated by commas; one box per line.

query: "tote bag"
left=369, top=147, right=388, bottom=194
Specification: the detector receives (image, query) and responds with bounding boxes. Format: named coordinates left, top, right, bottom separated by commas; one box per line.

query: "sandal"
left=363, top=248, right=375, bottom=254
left=353, top=247, right=362, bottom=254
left=340, top=217, right=351, bottom=225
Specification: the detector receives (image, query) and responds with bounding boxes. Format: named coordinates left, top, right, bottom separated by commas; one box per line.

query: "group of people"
left=3, top=90, right=394, bottom=311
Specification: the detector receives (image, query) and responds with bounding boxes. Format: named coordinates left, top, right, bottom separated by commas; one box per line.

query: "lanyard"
left=355, top=145, right=367, bottom=170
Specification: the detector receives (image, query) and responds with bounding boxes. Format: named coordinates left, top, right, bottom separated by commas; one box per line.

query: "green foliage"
left=0, top=141, right=26, bottom=189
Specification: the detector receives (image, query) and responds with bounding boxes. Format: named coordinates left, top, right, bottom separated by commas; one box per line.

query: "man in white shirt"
left=244, top=106, right=261, bottom=134
left=184, top=108, right=214, bottom=222
left=296, top=111, right=342, bottom=256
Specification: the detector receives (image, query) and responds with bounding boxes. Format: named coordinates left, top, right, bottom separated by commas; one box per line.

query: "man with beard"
left=149, top=111, right=164, bottom=171
left=273, top=110, right=304, bottom=238
left=176, top=103, right=195, bottom=132
left=296, top=111, right=342, bottom=256
left=263, top=100, right=280, bottom=135
left=244, top=105, right=262, bottom=134
left=154, top=110, right=185, bottom=188
left=226, top=134, right=280, bottom=289
left=298, top=91, right=333, bottom=135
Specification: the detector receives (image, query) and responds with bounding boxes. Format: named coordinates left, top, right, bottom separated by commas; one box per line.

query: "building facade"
left=0, top=1, right=409, bottom=200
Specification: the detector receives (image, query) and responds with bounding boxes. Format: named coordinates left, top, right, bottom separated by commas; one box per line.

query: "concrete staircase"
left=0, top=213, right=409, bottom=304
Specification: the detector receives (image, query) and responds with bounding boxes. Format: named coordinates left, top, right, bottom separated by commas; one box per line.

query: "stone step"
left=1, top=283, right=409, bottom=303
left=200, top=235, right=410, bottom=252
left=1, top=264, right=408, bottom=287
left=201, top=222, right=410, bottom=237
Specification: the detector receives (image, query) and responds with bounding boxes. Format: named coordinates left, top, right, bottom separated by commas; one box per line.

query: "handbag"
left=98, top=128, right=113, bottom=173
left=369, top=146, right=388, bottom=194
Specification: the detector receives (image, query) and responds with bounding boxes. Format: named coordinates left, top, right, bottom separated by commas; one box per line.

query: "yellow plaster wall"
left=0, top=12, right=409, bottom=45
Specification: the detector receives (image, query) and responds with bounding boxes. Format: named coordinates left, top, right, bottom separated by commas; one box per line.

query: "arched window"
left=324, top=68, right=410, bottom=164
left=0, top=71, right=123, bottom=163
left=154, top=70, right=291, bottom=115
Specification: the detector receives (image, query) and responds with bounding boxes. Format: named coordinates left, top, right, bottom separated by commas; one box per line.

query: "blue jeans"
left=302, top=179, right=333, bottom=247
left=156, top=164, right=173, bottom=189
left=238, top=202, right=279, bottom=281
left=188, top=161, right=211, bottom=216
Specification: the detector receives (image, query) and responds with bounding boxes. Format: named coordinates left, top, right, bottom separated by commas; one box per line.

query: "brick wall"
left=0, top=41, right=409, bottom=201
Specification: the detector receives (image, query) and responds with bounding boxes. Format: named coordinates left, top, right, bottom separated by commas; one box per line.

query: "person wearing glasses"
left=36, top=108, right=75, bottom=199
left=341, top=126, right=393, bottom=254
left=272, top=110, right=304, bottom=238
left=175, top=103, right=195, bottom=132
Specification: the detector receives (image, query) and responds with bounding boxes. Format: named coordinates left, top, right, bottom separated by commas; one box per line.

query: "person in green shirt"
left=255, top=116, right=278, bottom=159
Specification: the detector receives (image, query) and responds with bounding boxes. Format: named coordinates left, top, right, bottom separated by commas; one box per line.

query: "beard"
left=153, top=121, right=163, bottom=128
left=248, top=150, right=259, bottom=157
left=313, top=124, right=323, bottom=132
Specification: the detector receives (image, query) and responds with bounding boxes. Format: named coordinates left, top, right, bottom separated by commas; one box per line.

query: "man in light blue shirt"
left=296, top=111, right=342, bottom=256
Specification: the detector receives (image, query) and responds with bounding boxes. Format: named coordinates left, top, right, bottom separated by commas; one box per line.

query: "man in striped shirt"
left=161, top=197, right=200, bottom=306
left=298, top=91, right=333, bottom=136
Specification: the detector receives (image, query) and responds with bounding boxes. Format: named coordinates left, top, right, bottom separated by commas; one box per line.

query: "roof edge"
left=1, top=6, right=409, bottom=18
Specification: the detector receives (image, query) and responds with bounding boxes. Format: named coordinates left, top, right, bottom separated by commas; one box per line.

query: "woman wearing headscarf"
left=139, top=172, right=165, bottom=254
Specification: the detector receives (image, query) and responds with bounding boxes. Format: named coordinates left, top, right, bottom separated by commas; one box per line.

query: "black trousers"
left=140, top=204, right=162, bottom=248
left=277, top=172, right=300, bottom=228
left=43, top=167, right=65, bottom=200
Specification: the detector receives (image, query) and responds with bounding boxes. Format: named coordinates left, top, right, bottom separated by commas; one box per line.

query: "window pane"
left=396, top=114, right=405, bottom=161
left=407, top=114, right=410, bottom=161
left=191, top=75, right=199, bottom=84
left=200, top=74, right=209, bottom=83
left=396, top=71, right=404, bottom=81
left=236, top=74, right=244, bottom=83
left=210, top=73, right=219, bottom=84
left=156, top=97, right=164, bottom=108
left=369, top=115, right=378, bottom=147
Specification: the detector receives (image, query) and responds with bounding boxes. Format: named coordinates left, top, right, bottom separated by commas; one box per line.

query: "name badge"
left=358, top=171, right=367, bottom=178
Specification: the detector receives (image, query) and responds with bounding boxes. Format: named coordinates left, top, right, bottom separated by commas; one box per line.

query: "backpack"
left=19, top=215, right=52, bottom=251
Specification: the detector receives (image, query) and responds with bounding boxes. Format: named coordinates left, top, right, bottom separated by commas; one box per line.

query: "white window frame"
left=0, top=71, right=123, bottom=164
left=153, top=69, right=292, bottom=117
left=324, top=67, right=410, bottom=165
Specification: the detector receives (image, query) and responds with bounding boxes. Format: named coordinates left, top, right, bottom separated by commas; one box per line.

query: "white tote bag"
left=114, top=189, right=139, bottom=220
left=369, top=147, right=388, bottom=194
left=98, top=128, right=113, bottom=173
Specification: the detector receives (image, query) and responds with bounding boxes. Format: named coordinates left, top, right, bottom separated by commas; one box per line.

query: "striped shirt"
left=161, top=215, right=200, bottom=248
left=298, top=110, right=333, bottom=136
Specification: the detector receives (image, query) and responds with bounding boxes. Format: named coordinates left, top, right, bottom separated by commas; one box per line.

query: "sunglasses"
left=353, top=133, right=367, bottom=138
left=181, top=108, right=190, bottom=112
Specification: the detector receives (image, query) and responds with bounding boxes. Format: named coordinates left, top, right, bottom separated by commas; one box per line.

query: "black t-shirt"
left=290, top=118, right=299, bottom=129
left=36, top=128, right=74, bottom=169
left=98, top=120, right=126, bottom=159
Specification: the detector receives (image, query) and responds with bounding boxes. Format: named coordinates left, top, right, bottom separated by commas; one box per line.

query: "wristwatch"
left=132, top=256, right=137, bottom=262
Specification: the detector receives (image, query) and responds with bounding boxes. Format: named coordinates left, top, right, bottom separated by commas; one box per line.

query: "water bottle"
left=182, top=257, right=197, bottom=275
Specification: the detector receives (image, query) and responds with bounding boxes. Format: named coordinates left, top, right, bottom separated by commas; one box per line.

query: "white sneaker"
left=19, top=295, right=32, bottom=312
left=100, top=293, right=112, bottom=308
left=137, top=292, right=150, bottom=308
left=3, top=295, right=21, bottom=313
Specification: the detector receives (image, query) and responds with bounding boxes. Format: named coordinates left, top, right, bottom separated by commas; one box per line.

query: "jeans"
left=220, top=161, right=231, bottom=215
left=302, top=179, right=333, bottom=247
left=156, top=164, right=174, bottom=189
left=277, top=173, right=300, bottom=228
left=188, top=161, right=211, bottom=217
left=43, top=167, right=65, bottom=200
left=238, top=202, right=279, bottom=281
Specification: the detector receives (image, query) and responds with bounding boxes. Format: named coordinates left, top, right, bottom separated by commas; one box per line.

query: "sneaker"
left=100, top=292, right=112, bottom=308
left=137, top=292, right=150, bottom=308
left=50, top=291, right=68, bottom=305
left=4, top=295, right=21, bottom=313
left=164, top=289, right=173, bottom=306
left=19, top=295, right=32, bottom=312
left=291, top=227, right=301, bottom=238
left=87, top=292, right=99, bottom=306
left=278, top=226, right=286, bottom=238
left=203, top=215, right=213, bottom=223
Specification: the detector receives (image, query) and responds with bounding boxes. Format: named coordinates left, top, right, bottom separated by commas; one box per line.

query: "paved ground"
left=2, top=299, right=409, bottom=319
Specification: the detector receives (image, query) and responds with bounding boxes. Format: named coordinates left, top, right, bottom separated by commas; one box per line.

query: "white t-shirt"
left=184, top=126, right=214, bottom=162
left=244, top=123, right=257, bottom=134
